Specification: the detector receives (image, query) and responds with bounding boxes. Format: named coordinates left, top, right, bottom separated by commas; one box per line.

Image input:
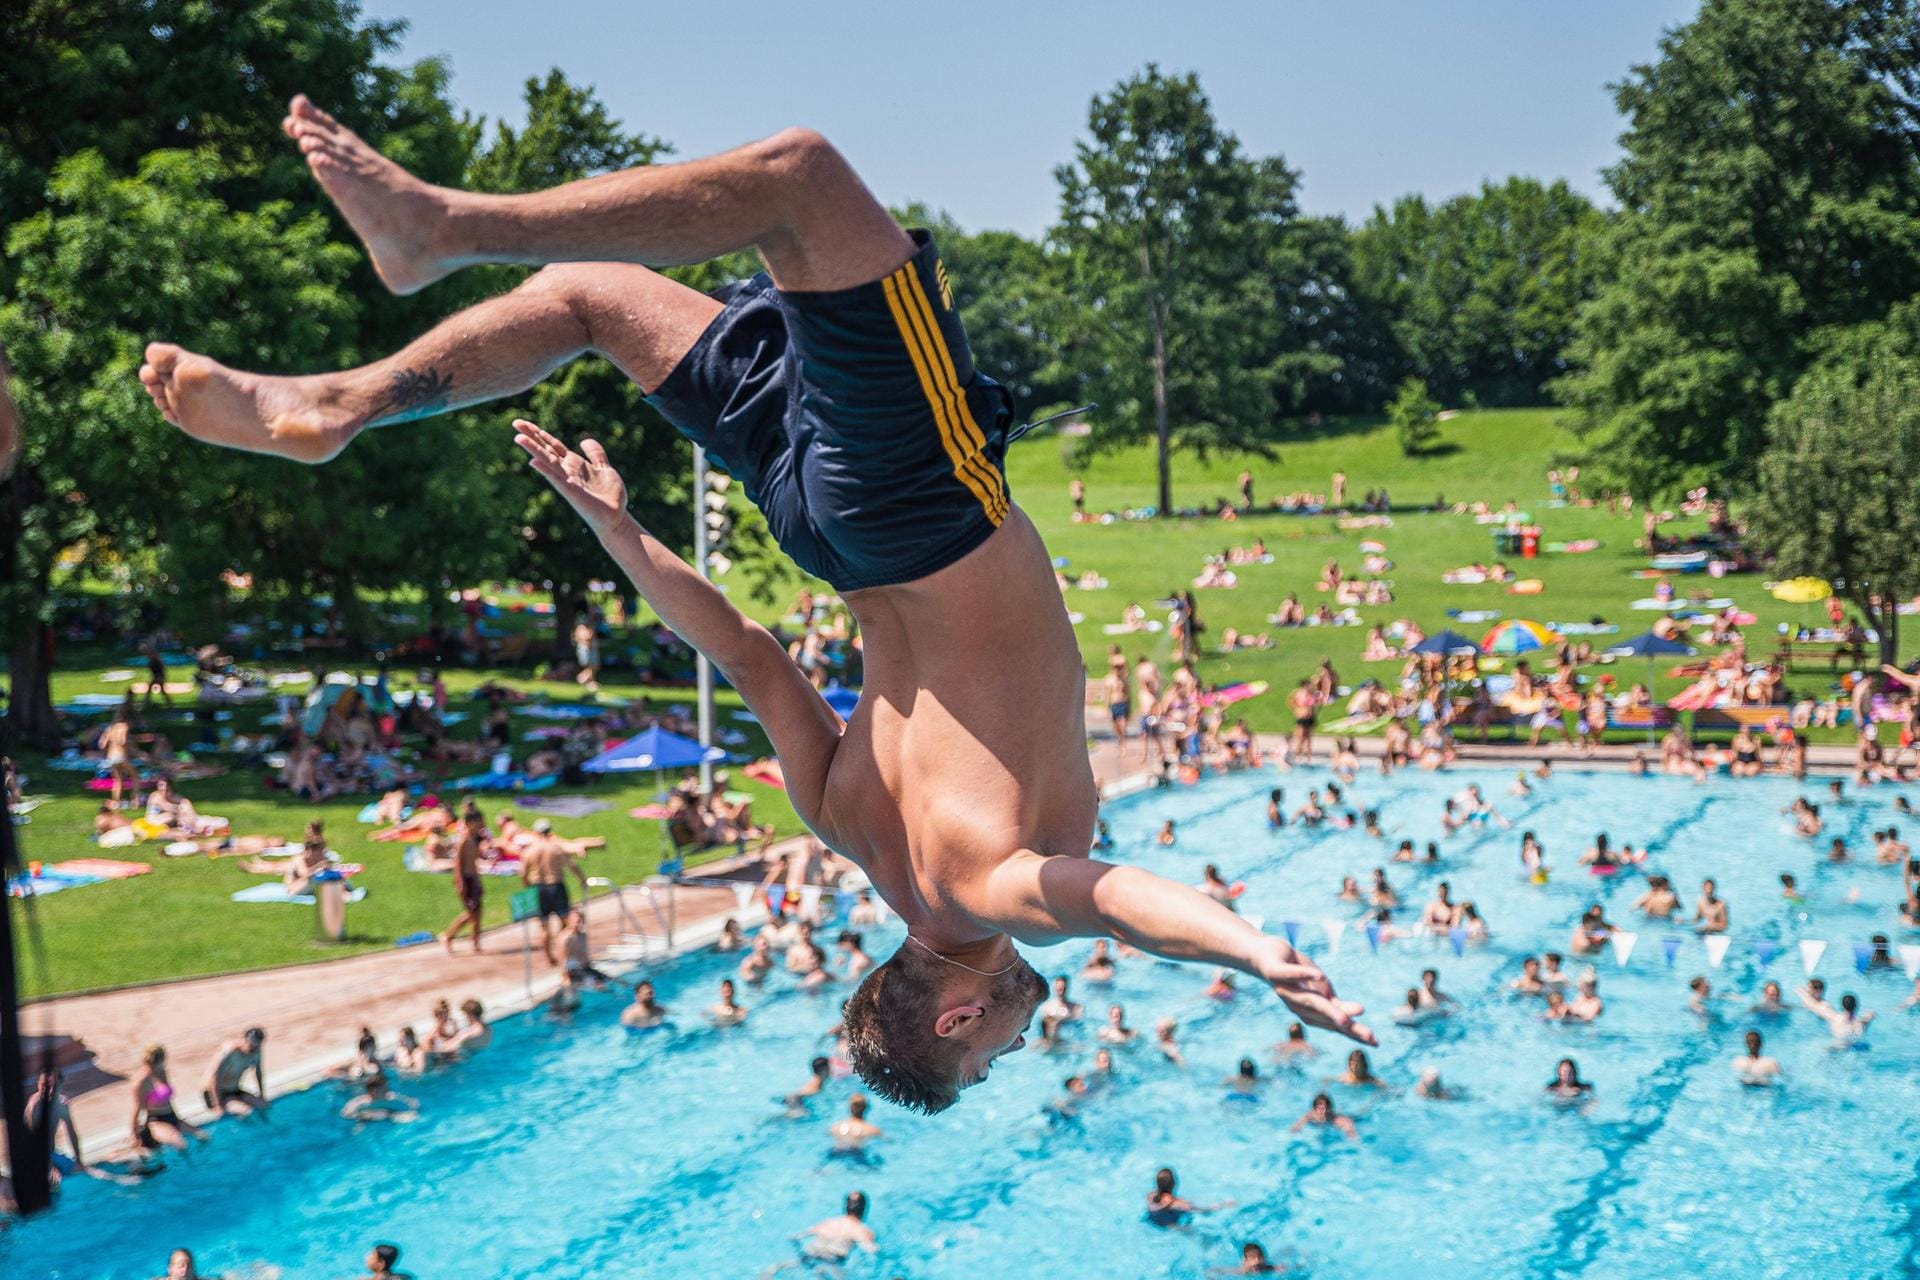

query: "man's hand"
left=1252, top=934, right=1376, bottom=1045
left=513, top=418, right=628, bottom=532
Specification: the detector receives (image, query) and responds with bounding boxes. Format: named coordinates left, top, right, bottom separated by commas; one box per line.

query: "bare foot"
left=282, top=94, right=452, bottom=295
left=140, top=343, right=359, bottom=463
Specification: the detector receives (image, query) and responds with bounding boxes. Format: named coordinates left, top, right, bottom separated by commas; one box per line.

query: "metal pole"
left=692, top=445, right=715, bottom=799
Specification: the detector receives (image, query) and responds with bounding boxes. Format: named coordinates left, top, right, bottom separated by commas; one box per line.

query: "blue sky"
left=362, top=0, right=1700, bottom=235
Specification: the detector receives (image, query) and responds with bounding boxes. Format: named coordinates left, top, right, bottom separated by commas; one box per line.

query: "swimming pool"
left=7, top=764, right=1920, bottom=1278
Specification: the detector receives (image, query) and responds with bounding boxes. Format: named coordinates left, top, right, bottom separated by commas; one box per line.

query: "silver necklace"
left=905, top=933, right=1020, bottom=977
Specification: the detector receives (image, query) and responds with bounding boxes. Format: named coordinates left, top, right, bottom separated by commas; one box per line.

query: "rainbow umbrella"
left=1481, top=619, right=1561, bottom=655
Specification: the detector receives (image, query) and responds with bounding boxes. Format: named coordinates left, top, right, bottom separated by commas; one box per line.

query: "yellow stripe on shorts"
left=880, top=265, right=1006, bottom=526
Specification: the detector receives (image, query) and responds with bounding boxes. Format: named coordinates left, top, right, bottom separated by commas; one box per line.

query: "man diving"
left=138, top=96, right=1373, bottom=1113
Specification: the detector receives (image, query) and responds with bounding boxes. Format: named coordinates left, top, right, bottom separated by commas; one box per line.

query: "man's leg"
left=140, top=263, right=721, bottom=462
left=280, top=96, right=912, bottom=296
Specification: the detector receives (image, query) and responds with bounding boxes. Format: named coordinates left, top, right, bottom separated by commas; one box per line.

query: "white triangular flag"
left=1321, top=919, right=1345, bottom=956
left=1703, top=935, right=1731, bottom=969
left=1244, top=914, right=1267, bottom=933
left=1901, top=944, right=1920, bottom=981
left=1799, top=939, right=1827, bottom=975
left=731, top=882, right=754, bottom=913
left=1609, top=930, right=1638, bottom=967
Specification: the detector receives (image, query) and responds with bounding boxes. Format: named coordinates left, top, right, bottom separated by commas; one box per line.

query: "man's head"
left=841, top=939, right=1046, bottom=1114
left=366, top=1243, right=401, bottom=1275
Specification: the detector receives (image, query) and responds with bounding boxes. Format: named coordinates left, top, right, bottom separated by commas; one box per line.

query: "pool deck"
left=9, top=717, right=1860, bottom=1172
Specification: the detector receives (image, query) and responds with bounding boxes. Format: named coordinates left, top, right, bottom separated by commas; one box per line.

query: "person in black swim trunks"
left=441, top=809, right=488, bottom=955
left=202, top=1026, right=269, bottom=1116
left=140, top=99, right=1371, bottom=1114
left=521, top=820, right=588, bottom=966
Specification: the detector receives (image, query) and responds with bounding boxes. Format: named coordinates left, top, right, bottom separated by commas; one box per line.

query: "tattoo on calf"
left=368, top=366, right=454, bottom=424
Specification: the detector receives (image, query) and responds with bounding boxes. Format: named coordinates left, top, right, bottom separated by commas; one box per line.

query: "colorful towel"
left=515, top=795, right=612, bottom=818
left=230, top=883, right=367, bottom=905
left=9, top=870, right=103, bottom=897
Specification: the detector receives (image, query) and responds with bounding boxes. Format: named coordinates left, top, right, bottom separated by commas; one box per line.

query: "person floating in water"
left=142, top=96, right=1370, bottom=1116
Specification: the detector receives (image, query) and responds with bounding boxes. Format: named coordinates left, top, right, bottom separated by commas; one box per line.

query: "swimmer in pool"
left=1634, top=875, right=1679, bottom=919
left=829, top=1093, right=885, bottom=1153
left=1540, top=952, right=1570, bottom=988
left=1200, top=864, right=1239, bottom=909
left=1512, top=956, right=1548, bottom=995
left=1392, top=987, right=1437, bottom=1026
left=1216, top=1241, right=1283, bottom=1275
left=738, top=936, right=774, bottom=986
left=1081, top=939, right=1118, bottom=985
left=1041, top=975, right=1083, bottom=1023
left=1752, top=981, right=1788, bottom=1015
left=1415, top=1067, right=1463, bottom=1101
left=1544, top=1057, right=1593, bottom=1101
left=1694, top=879, right=1729, bottom=934
left=1369, top=868, right=1400, bottom=908
left=1569, top=905, right=1613, bottom=957
left=1273, top=1021, right=1318, bottom=1064
left=1206, top=970, right=1240, bottom=1001
left=1542, top=990, right=1575, bottom=1022
left=1392, top=839, right=1417, bottom=863
left=1156, top=1018, right=1186, bottom=1067
left=836, top=930, right=873, bottom=978
left=1732, top=1030, right=1782, bottom=1086
left=1334, top=1048, right=1389, bottom=1090
left=708, top=978, right=750, bottom=1027
left=341, top=1069, right=418, bottom=1122
left=1146, top=1166, right=1224, bottom=1226
left=1805, top=990, right=1874, bottom=1045
left=1291, top=1092, right=1358, bottom=1139
left=1520, top=831, right=1548, bottom=881
left=1048, top=1074, right=1091, bottom=1118
left=1088, top=1001, right=1134, bottom=1044
left=1223, top=1057, right=1264, bottom=1097
left=161, top=104, right=1371, bottom=1116
left=1267, top=789, right=1286, bottom=829
left=1779, top=872, right=1803, bottom=904
left=1157, top=819, right=1178, bottom=846
left=1565, top=972, right=1605, bottom=1022
left=620, top=980, right=668, bottom=1029
left=781, top=1191, right=877, bottom=1272
left=785, top=1056, right=834, bottom=1112
left=1420, top=883, right=1457, bottom=932
left=1337, top=874, right=1363, bottom=901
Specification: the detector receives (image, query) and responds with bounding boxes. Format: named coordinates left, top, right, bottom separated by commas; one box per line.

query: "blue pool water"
left=7, top=764, right=1920, bottom=1278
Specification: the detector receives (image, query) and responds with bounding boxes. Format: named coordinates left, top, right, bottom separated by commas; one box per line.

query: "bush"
left=1389, top=378, right=1441, bottom=456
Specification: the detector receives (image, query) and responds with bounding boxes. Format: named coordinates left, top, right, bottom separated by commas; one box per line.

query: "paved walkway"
left=10, top=714, right=1856, bottom=1169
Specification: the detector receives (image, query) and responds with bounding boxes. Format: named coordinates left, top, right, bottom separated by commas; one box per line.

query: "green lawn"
left=8, top=407, right=1891, bottom=997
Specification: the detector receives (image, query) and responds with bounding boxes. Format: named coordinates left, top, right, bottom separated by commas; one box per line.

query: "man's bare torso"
left=813, top=508, right=1096, bottom=946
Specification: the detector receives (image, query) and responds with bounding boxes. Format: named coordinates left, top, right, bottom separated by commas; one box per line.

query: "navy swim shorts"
left=647, top=230, right=1015, bottom=592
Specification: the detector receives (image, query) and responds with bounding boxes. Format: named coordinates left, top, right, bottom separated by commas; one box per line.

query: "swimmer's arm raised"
left=978, top=853, right=1375, bottom=1045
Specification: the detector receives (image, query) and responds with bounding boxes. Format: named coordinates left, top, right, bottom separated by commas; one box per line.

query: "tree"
left=1353, top=178, right=1608, bottom=407
left=1053, top=67, right=1281, bottom=516
left=1555, top=0, right=1920, bottom=499
left=0, top=0, right=483, bottom=742
left=1748, top=355, right=1920, bottom=665
left=1387, top=378, right=1440, bottom=457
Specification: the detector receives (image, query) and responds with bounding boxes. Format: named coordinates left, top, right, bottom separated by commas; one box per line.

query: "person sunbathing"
left=144, top=777, right=225, bottom=837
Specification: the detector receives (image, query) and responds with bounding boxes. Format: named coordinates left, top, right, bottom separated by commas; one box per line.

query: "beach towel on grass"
left=515, top=794, right=612, bottom=819
left=9, top=870, right=103, bottom=897
left=231, top=882, right=367, bottom=905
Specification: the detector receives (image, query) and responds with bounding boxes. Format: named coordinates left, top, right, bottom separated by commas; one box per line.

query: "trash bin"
left=313, top=870, right=348, bottom=942
left=1520, top=527, right=1540, bottom=559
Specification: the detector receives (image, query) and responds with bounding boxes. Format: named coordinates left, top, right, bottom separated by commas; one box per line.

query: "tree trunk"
left=553, top=582, right=579, bottom=664
left=1137, top=239, right=1172, bottom=518
left=1875, top=601, right=1900, bottom=668
left=5, top=613, right=59, bottom=750
left=1151, top=299, right=1171, bottom=518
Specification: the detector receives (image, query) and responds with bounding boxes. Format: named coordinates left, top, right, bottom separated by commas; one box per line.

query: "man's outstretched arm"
left=516, top=420, right=843, bottom=828
left=976, top=851, right=1375, bottom=1045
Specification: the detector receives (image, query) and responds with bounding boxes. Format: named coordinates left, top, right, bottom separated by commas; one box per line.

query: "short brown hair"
left=841, top=943, right=962, bottom=1115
